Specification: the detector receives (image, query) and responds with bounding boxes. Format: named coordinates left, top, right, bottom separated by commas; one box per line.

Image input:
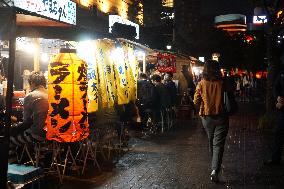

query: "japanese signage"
left=14, top=0, right=76, bottom=25
left=157, top=53, right=176, bottom=73
left=77, top=39, right=138, bottom=108
left=96, top=40, right=117, bottom=108
left=109, top=15, right=139, bottom=39
left=46, top=50, right=88, bottom=142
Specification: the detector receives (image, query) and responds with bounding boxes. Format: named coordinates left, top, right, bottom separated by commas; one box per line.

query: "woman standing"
left=193, top=60, right=229, bottom=182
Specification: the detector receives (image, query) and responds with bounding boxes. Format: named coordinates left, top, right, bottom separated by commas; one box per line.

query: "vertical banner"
left=95, top=40, right=117, bottom=108
left=77, top=40, right=98, bottom=113
left=112, top=45, right=130, bottom=105
left=46, top=50, right=89, bottom=142
left=77, top=39, right=139, bottom=112
left=85, top=42, right=99, bottom=113
left=87, top=59, right=99, bottom=113
left=121, top=42, right=138, bottom=102
left=128, top=46, right=139, bottom=100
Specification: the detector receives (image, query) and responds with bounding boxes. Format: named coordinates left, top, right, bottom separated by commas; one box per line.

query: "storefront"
left=145, top=50, right=199, bottom=94
left=0, top=1, right=79, bottom=186
left=0, top=1, right=149, bottom=186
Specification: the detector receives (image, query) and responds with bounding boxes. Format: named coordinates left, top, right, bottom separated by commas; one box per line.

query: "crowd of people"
left=0, top=60, right=282, bottom=186
left=234, top=73, right=258, bottom=102
left=136, top=73, right=177, bottom=133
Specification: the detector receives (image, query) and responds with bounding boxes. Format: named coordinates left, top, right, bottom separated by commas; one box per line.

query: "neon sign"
left=14, top=0, right=76, bottom=25
left=253, top=16, right=267, bottom=24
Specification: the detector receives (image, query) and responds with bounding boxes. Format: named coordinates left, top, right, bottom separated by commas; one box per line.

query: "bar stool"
left=113, top=122, right=130, bottom=157
left=75, top=138, right=101, bottom=175
left=35, top=141, right=64, bottom=185
left=49, top=141, right=82, bottom=183
left=97, top=125, right=117, bottom=160
left=50, top=142, right=80, bottom=178
left=17, top=140, right=48, bottom=167
left=17, top=144, right=35, bottom=166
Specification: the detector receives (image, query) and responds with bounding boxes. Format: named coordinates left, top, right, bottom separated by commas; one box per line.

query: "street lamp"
left=166, top=45, right=172, bottom=50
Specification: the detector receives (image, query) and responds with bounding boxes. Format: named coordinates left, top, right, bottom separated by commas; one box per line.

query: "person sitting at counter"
left=9, top=71, right=48, bottom=162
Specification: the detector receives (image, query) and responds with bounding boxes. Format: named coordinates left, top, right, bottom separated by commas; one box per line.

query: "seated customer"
left=151, top=74, right=171, bottom=123
left=9, top=72, right=48, bottom=161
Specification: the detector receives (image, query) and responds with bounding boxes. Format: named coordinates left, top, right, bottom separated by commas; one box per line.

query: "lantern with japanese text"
left=46, top=49, right=89, bottom=142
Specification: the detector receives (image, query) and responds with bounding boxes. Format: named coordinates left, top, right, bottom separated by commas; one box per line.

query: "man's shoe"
left=210, top=170, right=219, bottom=182
left=264, top=159, right=281, bottom=166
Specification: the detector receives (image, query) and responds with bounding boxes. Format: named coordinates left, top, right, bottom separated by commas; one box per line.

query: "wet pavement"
left=51, top=103, right=284, bottom=189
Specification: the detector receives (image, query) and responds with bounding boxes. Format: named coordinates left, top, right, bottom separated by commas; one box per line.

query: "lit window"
left=162, top=0, right=173, bottom=8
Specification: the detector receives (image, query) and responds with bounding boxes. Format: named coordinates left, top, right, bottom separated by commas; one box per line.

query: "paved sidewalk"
left=54, top=103, right=284, bottom=189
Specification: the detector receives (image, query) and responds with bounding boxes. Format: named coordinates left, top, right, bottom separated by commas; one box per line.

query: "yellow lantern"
left=46, top=49, right=89, bottom=142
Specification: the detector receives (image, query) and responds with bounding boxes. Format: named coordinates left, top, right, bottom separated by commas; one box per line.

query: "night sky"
left=201, top=0, right=254, bottom=16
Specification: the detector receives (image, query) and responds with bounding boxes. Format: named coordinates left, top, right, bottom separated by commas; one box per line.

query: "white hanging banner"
left=14, top=0, right=76, bottom=25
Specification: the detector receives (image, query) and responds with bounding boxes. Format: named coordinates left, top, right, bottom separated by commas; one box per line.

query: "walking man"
left=266, top=72, right=284, bottom=165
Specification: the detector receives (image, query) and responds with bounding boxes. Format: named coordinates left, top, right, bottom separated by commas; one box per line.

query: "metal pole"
left=0, top=9, right=16, bottom=189
left=33, top=38, right=40, bottom=72
left=142, top=53, right=146, bottom=74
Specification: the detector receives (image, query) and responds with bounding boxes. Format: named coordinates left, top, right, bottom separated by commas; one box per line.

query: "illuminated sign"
left=253, top=16, right=267, bottom=24
left=278, top=11, right=283, bottom=18
left=162, top=0, right=173, bottom=8
left=198, top=57, right=205, bottom=62
left=212, top=53, right=220, bottom=62
left=14, top=0, right=76, bottom=25
left=76, top=0, right=94, bottom=8
left=109, top=15, right=139, bottom=39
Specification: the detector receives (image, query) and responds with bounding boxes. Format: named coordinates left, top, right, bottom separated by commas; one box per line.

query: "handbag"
left=223, top=91, right=238, bottom=115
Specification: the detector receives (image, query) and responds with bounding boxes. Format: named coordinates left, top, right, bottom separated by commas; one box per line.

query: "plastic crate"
left=8, top=164, right=43, bottom=184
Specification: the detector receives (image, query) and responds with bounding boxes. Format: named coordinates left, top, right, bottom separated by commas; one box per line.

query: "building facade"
left=174, top=0, right=201, bottom=54
left=76, top=0, right=143, bottom=24
left=140, top=0, right=174, bottom=50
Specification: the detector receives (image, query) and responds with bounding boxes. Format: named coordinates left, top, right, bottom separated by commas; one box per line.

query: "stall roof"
left=117, top=38, right=154, bottom=53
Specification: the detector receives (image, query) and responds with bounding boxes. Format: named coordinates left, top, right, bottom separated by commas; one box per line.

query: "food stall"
left=146, top=51, right=200, bottom=94
left=0, top=1, right=84, bottom=186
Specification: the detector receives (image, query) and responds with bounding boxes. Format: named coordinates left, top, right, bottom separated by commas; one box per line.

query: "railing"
left=0, top=0, right=13, bottom=7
